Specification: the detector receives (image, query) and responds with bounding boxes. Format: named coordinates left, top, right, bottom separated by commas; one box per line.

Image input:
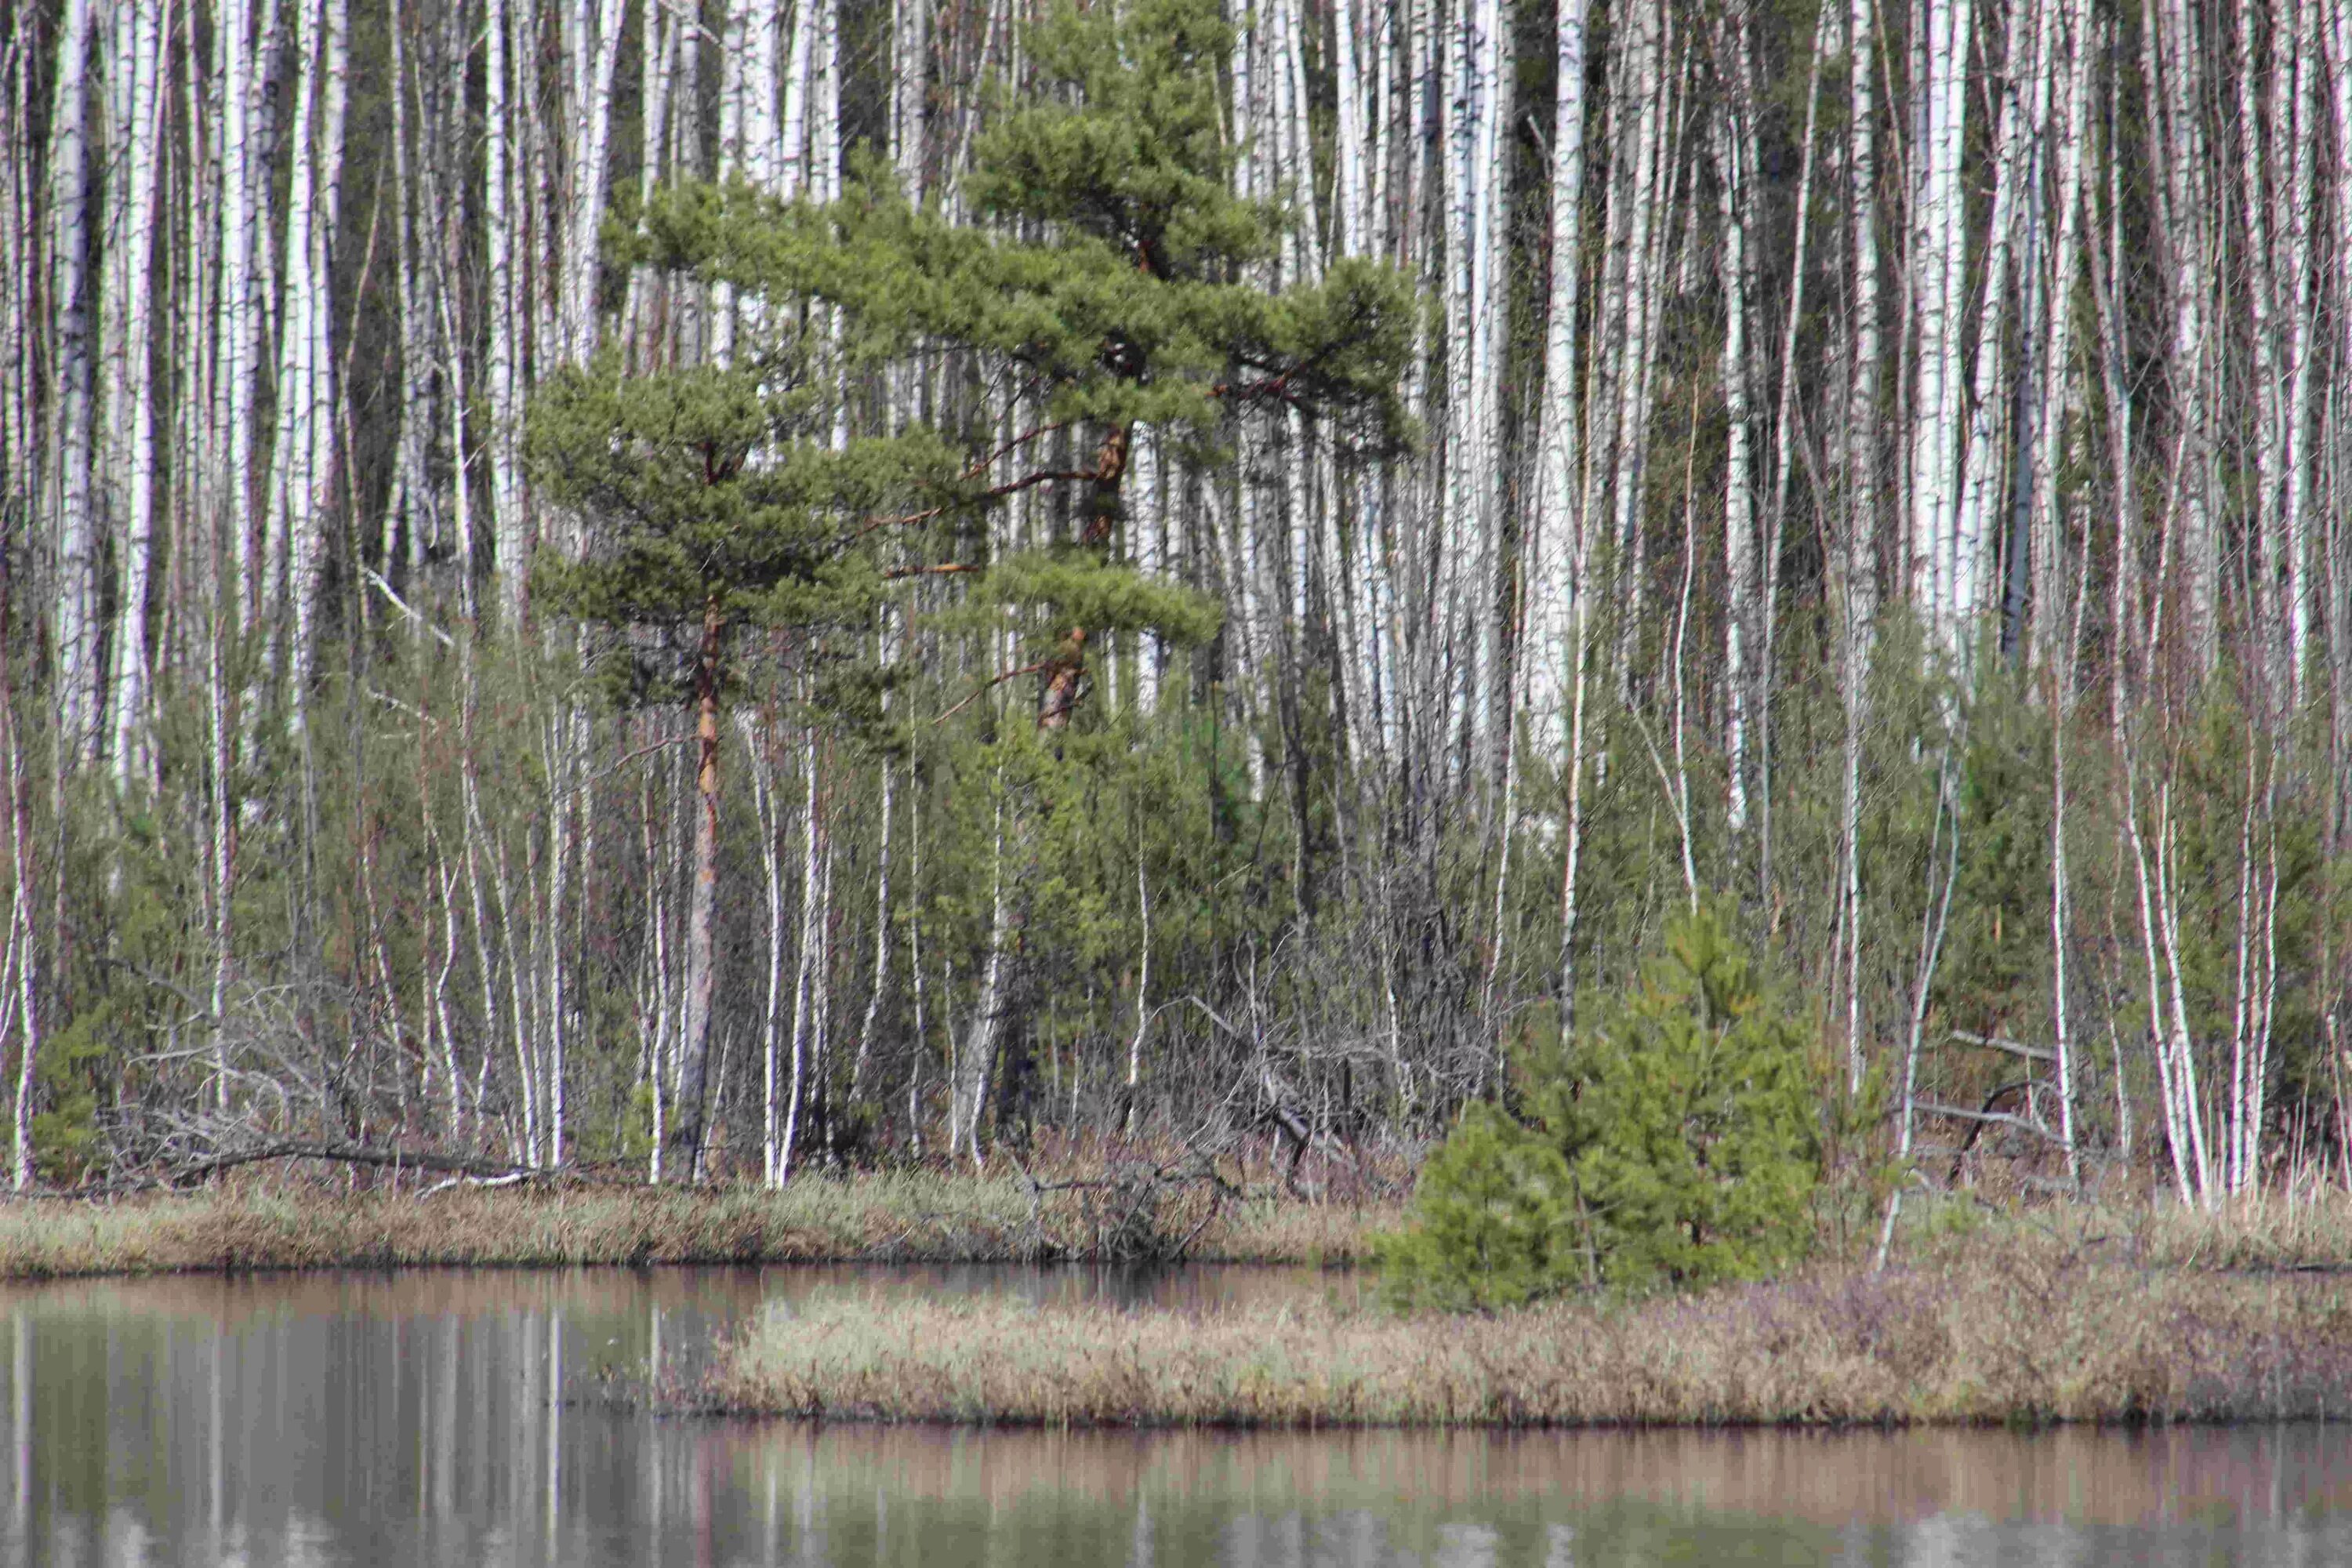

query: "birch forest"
left=4, top=0, right=2352, bottom=1204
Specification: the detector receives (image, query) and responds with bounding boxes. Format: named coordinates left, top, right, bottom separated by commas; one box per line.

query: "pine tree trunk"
left=672, top=596, right=724, bottom=1178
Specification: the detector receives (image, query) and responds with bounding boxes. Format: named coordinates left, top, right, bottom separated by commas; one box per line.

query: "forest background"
left=1, top=0, right=2347, bottom=1208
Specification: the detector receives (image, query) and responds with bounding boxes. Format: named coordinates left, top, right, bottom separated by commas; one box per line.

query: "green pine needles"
left=519, top=0, right=1419, bottom=1171
left=1384, top=909, right=1828, bottom=1309
left=526, top=344, right=950, bottom=706
left=564, top=0, right=1414, bottom=731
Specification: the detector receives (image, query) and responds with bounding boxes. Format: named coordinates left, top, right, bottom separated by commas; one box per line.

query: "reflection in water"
left=0, top=1267, right=2347, bottom=1566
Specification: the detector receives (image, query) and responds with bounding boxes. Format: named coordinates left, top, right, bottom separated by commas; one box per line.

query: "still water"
left=3, top=1265, right=2350, bottom=1566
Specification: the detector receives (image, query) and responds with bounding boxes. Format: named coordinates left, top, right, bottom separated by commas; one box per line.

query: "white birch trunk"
left=738, top=713, right=785, bottom=1184
left=387, top=0, right=439, bottom=579
left=960, top=788, right=1010, bottom=1168
left=1524, top=0, right=1596, bottom=754
left=0, top=12, right=31, bottom=540
left=2280, top=0, right=2321, bottom=709
left=782, top=726, right=824, bottom=1182
left=45, top=0, right=100, bottom=763
left=891, top=0, right=930, bottom=192
left=485, top=0, right=529, bottom=617
left=1953, top=0, right=2049, bottom=675
left=848, top=755, right=893, bottom=1106
left=2328, top=0, right=2352, bottom=760
left=2149, top=0, right=2216, bottom=668
left=1713, top=4, right=1759, bottom=837
left=216, top=0, right=266, bottom=635
left=561, top=0, right=630, bottom=368
left=105, top=0, right=168, bottom=787
left=2028, top=0, right=2094, bottom=668
left=267, top=0, right=347, bottom=708
left=813, top=0, right=840, bottom=203
left=3, top=645, right=36, bottom=1188
left=1907, top=0, right=1969, bottom=668
left=1840, top=0, right=1882, bottom=1087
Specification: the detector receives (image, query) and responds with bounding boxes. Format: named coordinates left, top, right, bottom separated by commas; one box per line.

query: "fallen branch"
left=27, top=1142, right=585, bottom=1200
left=417, top=1171, right=539, bottom=1199
left=1944, top=1029, right=2060, bottom=1065
left=1920, top=1102, right=2067, bottom=1139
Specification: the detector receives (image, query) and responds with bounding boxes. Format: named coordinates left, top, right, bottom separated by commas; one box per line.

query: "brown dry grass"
left=706, top=1221, right=2352, bottom=1428
left=0, top=1174, right=1404, bottom=1279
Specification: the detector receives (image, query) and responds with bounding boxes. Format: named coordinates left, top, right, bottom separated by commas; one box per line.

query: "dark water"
left=5, top=1266, right=2351, bottom=1566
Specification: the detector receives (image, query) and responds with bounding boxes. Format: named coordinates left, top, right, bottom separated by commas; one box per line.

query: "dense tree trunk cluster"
left=2, top=0, right=2350, bottom=1200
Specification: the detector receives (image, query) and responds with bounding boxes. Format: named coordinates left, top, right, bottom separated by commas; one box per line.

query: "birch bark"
left=562, top=0, right=630, bottom=368
left=0, top=13, right=29, bottom=539
left=2148, top=0, right=2216, bottom=667
left=485, top=0, right=529, bottom=617
left=2029, top=0, right=2094, bottom=669
left=45, top=0, right=100, bottom=762
left=1524, top=0, right=1592, bottom=762
left=2, top=601, right=35, bottom=1188
left=1954, top=0, right=2049, bottom=675
left=106, top=0, right=169, bottom=786
left=1712, top=3, right=1759, bottom=837
left=1907, top=0, right=1969, bottom=666
left=1839, top=0, right=1882, bottom=1086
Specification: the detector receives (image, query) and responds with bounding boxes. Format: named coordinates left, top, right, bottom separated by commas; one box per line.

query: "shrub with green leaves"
left=1384, top=908, right=1826, bottom=1307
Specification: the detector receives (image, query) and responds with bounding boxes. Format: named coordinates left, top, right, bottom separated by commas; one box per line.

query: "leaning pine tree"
left=596, top=0, right=1416, bottom=1166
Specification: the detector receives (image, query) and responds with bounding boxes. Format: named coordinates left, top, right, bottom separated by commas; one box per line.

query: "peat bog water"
left=2, top=1265, right=2350, bottom=1566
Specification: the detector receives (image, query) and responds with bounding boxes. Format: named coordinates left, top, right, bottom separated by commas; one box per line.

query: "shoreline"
left=0, top=1175, right=1396, bottom=1282
left=699, top=1235, right=2352, bottom=1430
left=11, top=1181, right=2352, bottom=1430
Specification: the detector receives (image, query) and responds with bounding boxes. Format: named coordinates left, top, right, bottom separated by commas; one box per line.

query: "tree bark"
left=671, top=595, right=725, bottom=1177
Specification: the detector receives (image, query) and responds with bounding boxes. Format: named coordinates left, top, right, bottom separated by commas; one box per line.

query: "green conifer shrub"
left=1383, top=908, right=1827, bottom=1307
left=1377, top=1103, right=1577, bottom=1311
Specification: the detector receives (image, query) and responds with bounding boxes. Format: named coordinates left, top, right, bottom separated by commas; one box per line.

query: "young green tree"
left=1385, top=908, right=1827, bottom=1305
left=1555, top=909, right=1826, bottom=1287
left=1378, top=1103, right=1578, bottom=1310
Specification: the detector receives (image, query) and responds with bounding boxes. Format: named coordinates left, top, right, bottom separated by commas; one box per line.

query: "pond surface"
left=4, top=1265, right=2351, bottom=1566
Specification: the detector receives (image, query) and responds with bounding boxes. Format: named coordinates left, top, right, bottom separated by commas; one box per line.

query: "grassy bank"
left=704, top=1211, right=2352, bottom=1428
left=0, top=1174, right=1399, bottom=1280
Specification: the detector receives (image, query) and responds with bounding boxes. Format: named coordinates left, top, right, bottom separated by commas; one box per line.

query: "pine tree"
left=524, top=339, right=954, bottom=1171
left=635, top=0, right=1414, bottom=730
left=615, top=0, right=1414, bottom=1160
left=1378, top=1103, right=1577, bottom=1310
left=1554, top=909, right=1825, bottom=1289
left=1384, top=908, right=1826, bottom=1305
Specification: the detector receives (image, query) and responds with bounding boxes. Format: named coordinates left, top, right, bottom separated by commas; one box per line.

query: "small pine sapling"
left=1385, top=908, right=1828, bottom=1307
